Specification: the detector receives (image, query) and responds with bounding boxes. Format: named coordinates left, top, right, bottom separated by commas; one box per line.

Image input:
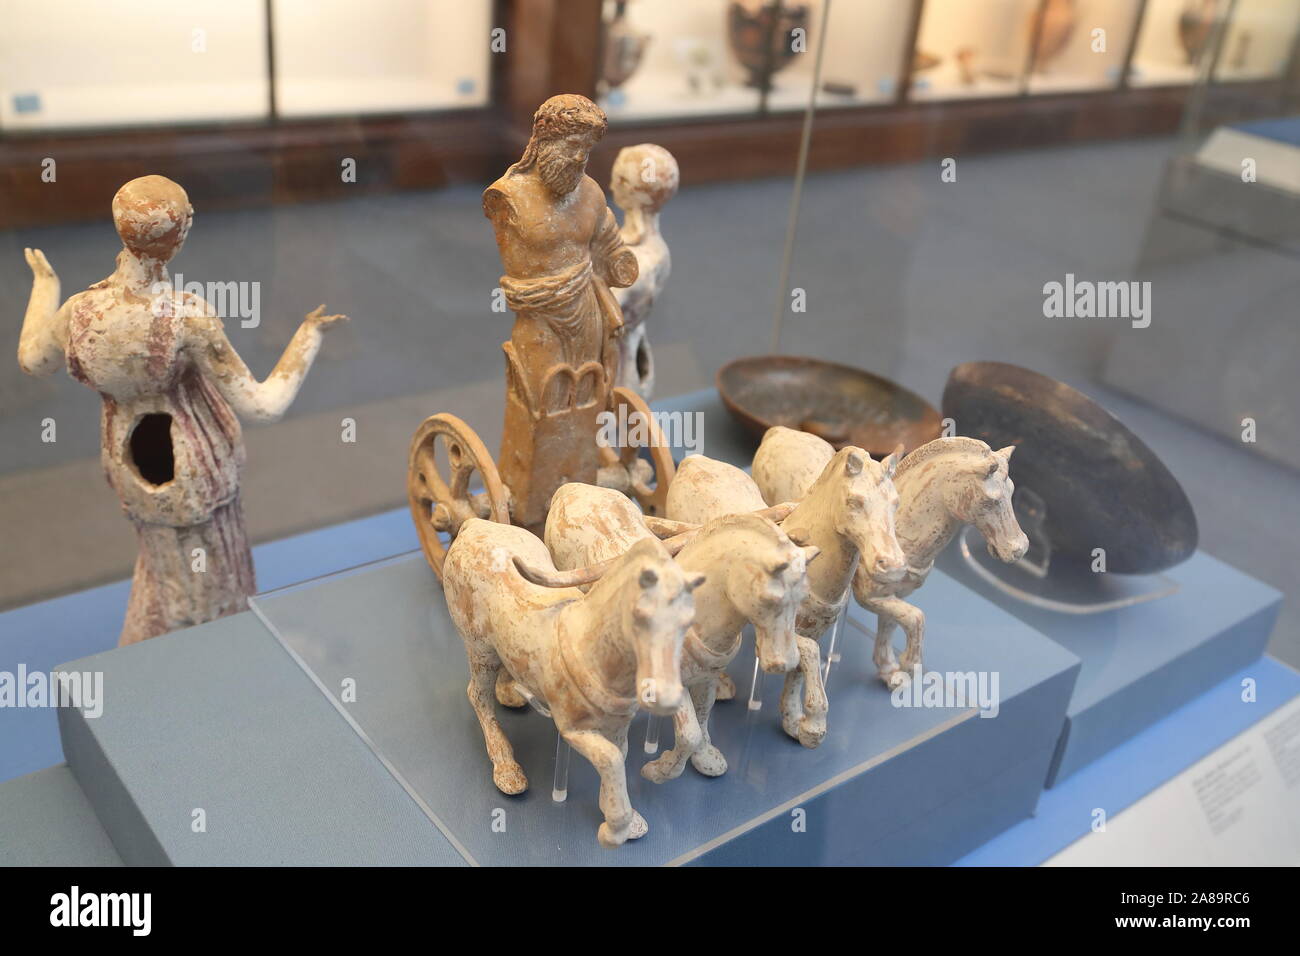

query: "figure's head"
left=611, top=144, right=679, bottom=214
left=703, top=515, right=815, bottom=675
left=824, top=446, right=907, bottom=586
left=621, top=538, right=701, bottom=716
left=520, top=94, right=607, bottom=196
left=112, top=175, right=192, bottom=263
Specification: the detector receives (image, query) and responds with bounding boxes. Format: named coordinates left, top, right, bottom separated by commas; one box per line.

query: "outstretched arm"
left=18, top=248, right=69, bottom=377
left=186, top=303, right=348, bottom=423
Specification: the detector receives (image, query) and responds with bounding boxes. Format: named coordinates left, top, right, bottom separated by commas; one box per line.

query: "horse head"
left=945, top=442, right=1029, bottom=563
left=686, top=514, right=819, bottom=674
left=620, top=538, right=701, bottom=715
left=820, top=446, right=906, bottom=586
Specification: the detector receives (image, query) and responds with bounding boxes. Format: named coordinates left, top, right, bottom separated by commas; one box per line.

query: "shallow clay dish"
left=717, top=356, right=943, bottom=457
left=942, top=361, right=1197, bottom=575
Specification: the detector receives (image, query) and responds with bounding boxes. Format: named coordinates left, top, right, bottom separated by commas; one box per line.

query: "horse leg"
left=896, top=601, right=927, bottom=679
left=465, top=654, right=527, bottom=795
left=643, top=690, right=702, bottom=783
left=780, top=663, right=806, bottom=744
left=873, top=614, right=900, bottom=685
left=610, top=722, right=630, bottom=760
left=714, top=672, right=736, bottom=701
left=564, top=728, right=642, bottom=848
left=494, top=670, right=527, bottom=708
left=867, top=597, right=922, bottom=689
left=793, top=635, right=828, bottom=748
left=687, top=678, right=727, bottom=776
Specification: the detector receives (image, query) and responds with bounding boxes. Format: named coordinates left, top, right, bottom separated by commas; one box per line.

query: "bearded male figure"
left=484, top=94, right=638, bottom=531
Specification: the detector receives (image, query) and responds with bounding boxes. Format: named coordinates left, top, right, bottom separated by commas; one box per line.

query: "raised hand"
left=25, top=247, right=57, bottom=285
left=303, top=304, right=348, bottom=331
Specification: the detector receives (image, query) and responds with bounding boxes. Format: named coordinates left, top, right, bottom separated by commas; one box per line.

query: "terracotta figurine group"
left=16, top=93, right=1030, bottom=850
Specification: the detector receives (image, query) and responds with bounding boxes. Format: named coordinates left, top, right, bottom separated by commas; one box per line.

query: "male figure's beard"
left=538, top=149, right=585, bottom=197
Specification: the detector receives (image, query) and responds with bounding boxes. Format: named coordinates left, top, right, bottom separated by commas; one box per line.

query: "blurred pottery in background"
left=726, top=0, right=810, bottom=88
left=1028, top=0, right=1077, bottom=73
left=1178, top=0, right=1219, bottom=65
left=717, top=355, right=942, bottom=458
left=601, top=1, right=651, bottom=91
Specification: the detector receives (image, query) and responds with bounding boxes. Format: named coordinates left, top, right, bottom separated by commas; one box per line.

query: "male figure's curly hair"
left=516, top=94, right=608, bottom=170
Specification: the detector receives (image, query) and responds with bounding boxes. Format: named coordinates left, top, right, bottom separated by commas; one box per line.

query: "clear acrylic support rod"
left=552, top=733, right=571, bottom=803
left=747, top=653, right=763, bottom=711
left=823, top=603, right=847, bottom=682
left=644, top=714, right=661, bottom=754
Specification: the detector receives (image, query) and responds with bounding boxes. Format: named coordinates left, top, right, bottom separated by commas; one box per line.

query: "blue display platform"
left=0, top=764, right=121, bottom=866
left=0, top=508, right=421, bottom=784
left=53, top=550, right=1077, bottom=866
left=57, top=613, right=468, bottom=866
left=937, top=547, right=1281, bottom=786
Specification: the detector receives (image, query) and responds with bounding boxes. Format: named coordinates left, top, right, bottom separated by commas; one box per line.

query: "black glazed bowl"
left=942, top=361, right=1198, bottom=575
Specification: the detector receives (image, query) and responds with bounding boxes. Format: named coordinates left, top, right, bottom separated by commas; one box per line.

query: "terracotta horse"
left=753, top=428, right=1028, bottom=687
left=442, top=519, right=701, bottom=848
left=666, top=445, right=905, bottom=745
left=856, top=437, right=1027, bottom=686
left=533, top=483, right=817, bottom=780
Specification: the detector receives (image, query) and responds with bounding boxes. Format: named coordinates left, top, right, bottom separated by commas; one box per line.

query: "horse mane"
left=895, top=436, right=993, bottom=478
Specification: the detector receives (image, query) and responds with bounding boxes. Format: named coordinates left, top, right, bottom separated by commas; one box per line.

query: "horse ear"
left=639, top=567, right=659, bottom=589
left=785, top=527, right=810, bottom=547
left=844, top=449, right=865, bottom=476
left=881, top=451, right=900, bottom=480
left=686, top=572, right=706, bottom=592
left=802, top=545, right=822, bottom=565
left=996, top=445, right=1016, bottom=462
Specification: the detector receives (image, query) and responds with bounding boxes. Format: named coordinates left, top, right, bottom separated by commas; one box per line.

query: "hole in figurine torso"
left=128, top=413, right=176, bottom=486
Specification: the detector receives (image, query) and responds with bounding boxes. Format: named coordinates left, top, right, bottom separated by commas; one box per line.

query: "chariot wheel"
left=408, top=413, right=511, bottom=579
left=599, top=386, right=676, bottom=517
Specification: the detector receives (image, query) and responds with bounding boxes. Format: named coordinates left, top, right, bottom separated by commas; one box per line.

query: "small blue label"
left=878, top=76, right=894, bottom=95
left=456, top=77, right=475, bottom=95
left=607, top=88, right=626, bottom=108
left=915, top=77, right=930, bottom=92
left=14, top=92, right=41, bottom=114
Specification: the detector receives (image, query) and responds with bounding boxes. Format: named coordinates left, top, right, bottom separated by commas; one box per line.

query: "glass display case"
left=0, top=0, right=270, bottom=130
left=271, top=0, right=492, bottom=117
left=597, top=0, right=764, bottom=121
left=912, top=0, right=1037, bottom=100
left=1213, top=0, right=1300, bottom=82
left=1024, top=0, right=1144, bottom=94
left=1128, top=0, right=1224, bottom=87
